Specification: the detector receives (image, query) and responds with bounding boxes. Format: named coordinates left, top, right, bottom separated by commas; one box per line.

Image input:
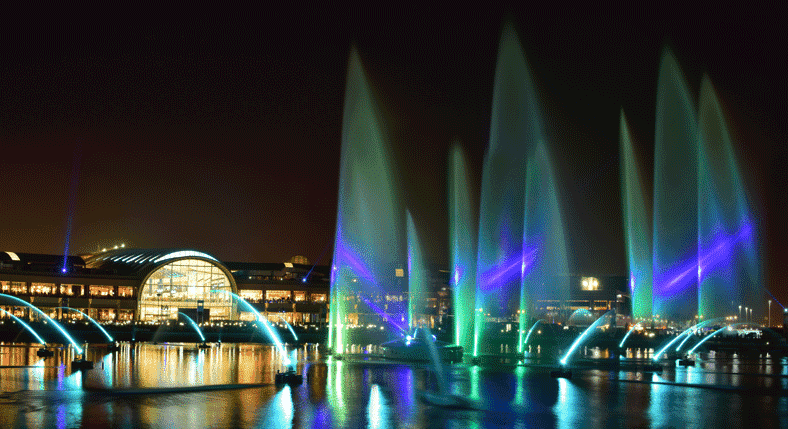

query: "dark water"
left=1, top=343, right=786, bottom=428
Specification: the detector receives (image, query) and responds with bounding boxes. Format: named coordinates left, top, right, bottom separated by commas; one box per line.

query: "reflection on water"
left=1, top=343, right=787, bottom=428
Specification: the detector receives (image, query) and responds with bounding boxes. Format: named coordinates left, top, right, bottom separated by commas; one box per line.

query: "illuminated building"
left=0, top=249, right=329, bottom=325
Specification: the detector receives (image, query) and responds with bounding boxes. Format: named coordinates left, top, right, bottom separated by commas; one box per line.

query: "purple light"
left=654, top=219, right=752, bottom=297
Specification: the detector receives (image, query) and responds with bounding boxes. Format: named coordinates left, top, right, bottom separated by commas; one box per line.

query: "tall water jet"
left=448, top=143, right=477, bottom=353
left=474, top=22, right=535, bottom=356
left=407, top=210, right=427, bottom=328
left=620, top=111, right=653, bottom=319
left=520, top=140, right=569, bottom=353
left=652, top=48, right=700, bottom=320
left=697, top=76, right=761, bottom=319
left=329, top=47, right=405, bottom=353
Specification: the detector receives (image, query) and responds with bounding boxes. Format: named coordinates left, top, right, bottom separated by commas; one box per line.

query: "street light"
left=739, top=305, right=742, bottom=319
left=769, top=300, right=772, bottom=327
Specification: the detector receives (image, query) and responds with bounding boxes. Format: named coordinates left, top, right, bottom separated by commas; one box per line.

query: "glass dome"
left=138, top=258, right=234, bottom=321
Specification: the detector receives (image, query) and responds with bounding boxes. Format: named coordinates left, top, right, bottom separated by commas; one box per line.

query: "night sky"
left=2, top=8, right=785, bottom=302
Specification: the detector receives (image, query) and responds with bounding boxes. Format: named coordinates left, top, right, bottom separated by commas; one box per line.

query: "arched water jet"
left=59, top=307, right=114, bottom=343
left=0, top=308, right=47, bottom=345
left=559, top=310, right=615, bottom=367
left=522, top=319, right=545, bottom=351
left=278, top=315, right=298, bottom=342
left=619, top=321, right=643, bottom=349
left=217, top=290, right=291, bottom=367
left=674, top=318, right=723, bottom=353
left=0, top=293, right=83, bottom=354
left=177, top=312, right=206, bottom=343
left=652, top=319, right=721, bottom=361
left=687, top=322, right=751, bottom=355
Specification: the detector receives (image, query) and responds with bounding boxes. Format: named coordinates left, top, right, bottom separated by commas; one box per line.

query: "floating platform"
left=275, top=370, right=303, bottom=386
left=37, top=348, right=55, bottom=358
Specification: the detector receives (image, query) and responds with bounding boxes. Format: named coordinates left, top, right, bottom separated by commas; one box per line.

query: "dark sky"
left=1, top=7, right=785, bottom=300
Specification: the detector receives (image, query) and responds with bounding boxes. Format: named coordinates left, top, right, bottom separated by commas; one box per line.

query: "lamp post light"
left=739, top=305, right=742, bottom=320
left=769, top=300, right=772, bottom=327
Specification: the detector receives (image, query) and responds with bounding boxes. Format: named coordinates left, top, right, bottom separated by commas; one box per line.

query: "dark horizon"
left=2, top=8, right=785, bottom=303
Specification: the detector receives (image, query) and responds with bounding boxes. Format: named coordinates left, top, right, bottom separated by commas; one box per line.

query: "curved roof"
left=83, top=248, right=225, bottom=277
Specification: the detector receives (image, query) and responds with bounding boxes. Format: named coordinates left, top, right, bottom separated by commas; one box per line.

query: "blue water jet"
left=560, top=310, right=614, bottom=366
left=278, top=315, right=298, bottom=342
left=522, top=319, right=545, bottom=351
left=177, top=312, right=206, bottom=342
left=0, top=293, right=83, bottom=354
left=619, top=321, right=643, bottom=349
left=0, top=308, right=48, bottom=345
left=218, top=291, right=290, bottom=367
left=60, top=307, right=114, bottom=343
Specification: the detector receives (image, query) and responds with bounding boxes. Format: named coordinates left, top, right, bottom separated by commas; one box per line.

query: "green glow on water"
left=620, top=111, right=653, bottom=319
left=448, top=143, right=477, bottom=352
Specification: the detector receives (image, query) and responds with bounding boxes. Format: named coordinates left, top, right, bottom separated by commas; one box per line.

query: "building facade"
left=0, top=250, right=329, bottom=326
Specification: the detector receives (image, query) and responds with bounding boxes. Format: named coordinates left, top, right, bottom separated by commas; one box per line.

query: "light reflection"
left=553, top=377, right=585, bottom=429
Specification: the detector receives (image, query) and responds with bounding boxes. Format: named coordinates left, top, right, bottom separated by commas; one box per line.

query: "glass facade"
left=138, top=258, right=234, bottom=321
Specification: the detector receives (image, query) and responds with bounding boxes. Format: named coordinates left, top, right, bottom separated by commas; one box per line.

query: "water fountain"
left=619, top=111, right=653, bottom=320
left=329, top=46, right=406, bottom=355
left=474, top=22, right=532, bottom=357
left=0, top=308, right=52, bottom=357
left=173, top=311, right=210, bottom=348
left=0, top=293, right=89, bottom=368
left=521, top=319, right=545, bottom=353
left=473, top=21, right=568, bottom=359
left=448, top=143, right=477, bottom=355
left=697, top=76, right=761, bottom=319
left=553, top=310, right=615, bottom=377
left=59, top=307, right=115, bottom=345
left=278, top=315, right=298, bottom=342
left=652, top=48, right=700, bottom=321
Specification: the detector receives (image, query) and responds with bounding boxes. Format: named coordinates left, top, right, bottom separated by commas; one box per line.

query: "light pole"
left=739, top=305, right=742, bottom=320
left=769, top=300, right=772, bottom=327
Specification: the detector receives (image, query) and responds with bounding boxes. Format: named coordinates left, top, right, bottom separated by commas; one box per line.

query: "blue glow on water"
left=60, top=307, right=114, bottom=343
left=0, top=308, right=47, bottom=345
left=177, top=311, right=206, bottom=342
left=0, top=293, right=82, bottom=354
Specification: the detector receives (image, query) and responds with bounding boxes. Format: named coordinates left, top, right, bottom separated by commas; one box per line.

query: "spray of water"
left=1, top=293, right=82, bottom=354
